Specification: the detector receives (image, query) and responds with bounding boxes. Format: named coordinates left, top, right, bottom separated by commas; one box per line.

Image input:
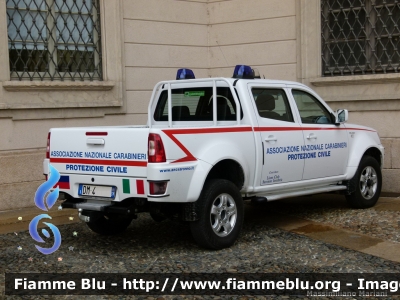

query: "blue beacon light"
left=176, top=69, right=195, bottom=80
left=233, top=65, right=254, bottom=79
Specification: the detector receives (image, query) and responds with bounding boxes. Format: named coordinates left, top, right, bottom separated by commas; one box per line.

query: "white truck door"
left=290, top=88, right=349, bottom=180
left=249, top=85, right=305, bottom=185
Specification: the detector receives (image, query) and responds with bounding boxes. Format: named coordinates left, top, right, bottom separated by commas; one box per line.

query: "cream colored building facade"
left=0, top=0, right=398, bottom=211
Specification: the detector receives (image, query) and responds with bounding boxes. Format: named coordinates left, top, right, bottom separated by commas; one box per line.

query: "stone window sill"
left=0, top=81, right=121, bottom=110
left=2, top=80, right=115, bottom=91
left=310, top=73, right=400, bottom=87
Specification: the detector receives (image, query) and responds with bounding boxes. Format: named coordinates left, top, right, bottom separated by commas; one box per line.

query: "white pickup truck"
left=45, top=65, right=384, bottom=249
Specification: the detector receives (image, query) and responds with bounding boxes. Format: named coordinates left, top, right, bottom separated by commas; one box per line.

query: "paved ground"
left=256, top=195, right=400, bottom=263
left=0, top=195, right=399, bottom=299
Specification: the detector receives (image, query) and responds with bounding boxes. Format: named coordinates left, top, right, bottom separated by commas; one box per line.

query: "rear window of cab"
left=153, top=87, right=242, bottom=121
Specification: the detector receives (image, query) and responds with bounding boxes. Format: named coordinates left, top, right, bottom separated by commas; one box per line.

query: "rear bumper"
left=45, top=158, right=210, bottom=204
left=61, top=197, right=135, bottom=214
left=52, top=173, right=147, bottom=202
left=146, top=160, right=209, bottom=203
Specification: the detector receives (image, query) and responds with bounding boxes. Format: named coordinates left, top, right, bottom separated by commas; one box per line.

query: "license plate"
left=78, top=184, right=116, bottom=198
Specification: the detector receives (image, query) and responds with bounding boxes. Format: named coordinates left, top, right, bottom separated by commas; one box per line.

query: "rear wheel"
left=86, top=215, right=133, bottom=235
left=190, top=179, right=244, bottom=250
left=346, top=156, right=382, bottom=208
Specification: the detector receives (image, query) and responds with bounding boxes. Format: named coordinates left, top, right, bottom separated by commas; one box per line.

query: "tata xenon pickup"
left=44, top=65, right=384, bottom=249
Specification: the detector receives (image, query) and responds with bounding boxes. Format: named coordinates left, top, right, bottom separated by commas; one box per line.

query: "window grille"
left=7, top=0, right=102, bottom=81
left=321, top=0, right=400, bottom=76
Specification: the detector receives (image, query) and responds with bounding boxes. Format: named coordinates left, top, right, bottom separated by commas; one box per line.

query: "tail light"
left=46, top=132, right=51, bottom=159
left=148, top=133, right=166, bottom=163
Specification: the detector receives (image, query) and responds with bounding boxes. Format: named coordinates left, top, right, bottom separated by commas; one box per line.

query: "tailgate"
left=49, top=126, right=149, bottom=178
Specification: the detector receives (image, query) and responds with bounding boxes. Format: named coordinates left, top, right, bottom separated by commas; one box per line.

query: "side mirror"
left=335, top=109, right=348, bottom=124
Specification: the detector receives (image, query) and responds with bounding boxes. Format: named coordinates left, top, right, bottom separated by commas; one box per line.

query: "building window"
left=7, top=0, right=102, bottom=81
left=321, top=0, right=400, bottom=76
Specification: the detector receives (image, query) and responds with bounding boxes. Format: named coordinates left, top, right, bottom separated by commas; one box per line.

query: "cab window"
left=252, top=89, right=294, bottom=122
left=292, top=90, right=334, bottom=124
left=154, top=87, right=241, bottom=121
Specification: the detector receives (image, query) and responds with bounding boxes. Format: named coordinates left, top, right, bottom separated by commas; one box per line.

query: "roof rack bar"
left=212, top=80, right=217, bottom=126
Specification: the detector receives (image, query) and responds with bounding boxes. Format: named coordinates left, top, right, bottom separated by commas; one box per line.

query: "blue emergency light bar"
left=233, top=65, right=254, bottom=79
left=176, top=69, right=195, bottom=80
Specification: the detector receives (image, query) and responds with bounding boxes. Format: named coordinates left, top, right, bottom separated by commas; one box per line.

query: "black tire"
left=86, top=215, right=132, bottom=235
left=346, top=156, right=382, bottom=209
left=190, top=179, right=244, bottom=250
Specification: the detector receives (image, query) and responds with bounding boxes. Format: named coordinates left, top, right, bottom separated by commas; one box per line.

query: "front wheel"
left=190, top=179, right=244, bottom=250
left=346, top=156, right=382, bottom=209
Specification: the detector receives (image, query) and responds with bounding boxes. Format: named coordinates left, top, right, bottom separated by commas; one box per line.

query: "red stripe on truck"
left=50, top=158, right=147, bottom=167
left=164, top=127, right=253, bottom=135
left=162, top=127, right=253, bottom=164
left=255, top=127, right=376, bottom=132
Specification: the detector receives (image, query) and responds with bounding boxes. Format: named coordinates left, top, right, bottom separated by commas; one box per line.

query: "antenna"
left=216, top=41, right=229, bottom=68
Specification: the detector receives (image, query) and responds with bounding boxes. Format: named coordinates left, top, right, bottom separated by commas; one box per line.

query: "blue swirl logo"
left=34, top=164, right=60, bottom=211
left=29, top=214, right=62, bottom=255
left=29, top=164, right=62, bottom=255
